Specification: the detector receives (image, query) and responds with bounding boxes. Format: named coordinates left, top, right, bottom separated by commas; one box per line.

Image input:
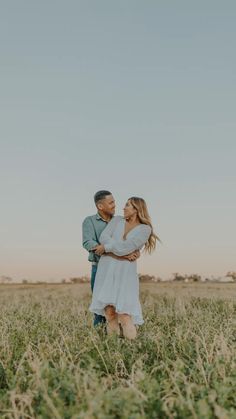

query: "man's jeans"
left=91, top=265, right=106, bottom=327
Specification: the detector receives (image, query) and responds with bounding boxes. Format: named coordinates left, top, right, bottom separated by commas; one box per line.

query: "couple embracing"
left=82, top=190, right=158, bottom=340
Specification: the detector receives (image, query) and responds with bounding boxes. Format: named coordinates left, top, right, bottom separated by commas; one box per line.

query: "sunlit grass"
left=0, top=284, right=236, bottom=418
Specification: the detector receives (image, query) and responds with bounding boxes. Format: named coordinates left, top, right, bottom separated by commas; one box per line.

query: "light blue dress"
left=89, top=216, right=151, bottom=325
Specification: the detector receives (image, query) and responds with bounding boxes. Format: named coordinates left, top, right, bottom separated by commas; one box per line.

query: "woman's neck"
left=125, top=214, right=140, bottom=225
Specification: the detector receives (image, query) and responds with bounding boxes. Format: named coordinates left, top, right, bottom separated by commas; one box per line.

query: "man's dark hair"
left=94, top=190, right=112, bottom=204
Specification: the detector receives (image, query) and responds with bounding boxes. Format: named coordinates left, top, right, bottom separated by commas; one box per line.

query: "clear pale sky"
left=0, top=1, right=235, bottom=281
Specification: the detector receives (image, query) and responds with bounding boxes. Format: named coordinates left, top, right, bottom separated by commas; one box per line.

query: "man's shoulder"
left=82, top=214, right=97, bottom=224
left=83, top=214, right=123, bottom=224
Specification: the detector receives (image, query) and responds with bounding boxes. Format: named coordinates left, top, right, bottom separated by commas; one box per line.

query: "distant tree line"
left=226, top=272, right=236, bottom=281
left=172, top=272, right=236, bottom=282
left=1, top=272, right=236, bottom=284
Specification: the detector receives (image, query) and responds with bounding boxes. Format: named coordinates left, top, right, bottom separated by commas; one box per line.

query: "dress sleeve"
left=102, top=224, right=151, bottom=256
left=100, top=216, right=123, bottom=243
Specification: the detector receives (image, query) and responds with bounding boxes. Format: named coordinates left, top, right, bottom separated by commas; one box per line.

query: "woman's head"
left=124, top=197, right=160, bottom=253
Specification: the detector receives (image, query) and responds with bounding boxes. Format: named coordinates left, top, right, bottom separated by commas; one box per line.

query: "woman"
left=89, top=197, right=158, bottom=339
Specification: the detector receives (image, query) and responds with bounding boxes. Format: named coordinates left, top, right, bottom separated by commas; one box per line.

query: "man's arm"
left=93, top=245, right=141, bottom=261
left=106, top=250, right=141, bottom=261
left=82, top=217, right=99, bottom=252
left=123, top=250, right=140, bottom=260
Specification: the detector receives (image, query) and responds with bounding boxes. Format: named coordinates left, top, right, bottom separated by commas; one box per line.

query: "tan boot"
left=118, top=314, right=137, bottom=340
left=105, top=305, right=120, bottom=335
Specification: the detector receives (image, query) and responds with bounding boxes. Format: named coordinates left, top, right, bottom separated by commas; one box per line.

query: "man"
left=82, top=190, right=139, bottom=327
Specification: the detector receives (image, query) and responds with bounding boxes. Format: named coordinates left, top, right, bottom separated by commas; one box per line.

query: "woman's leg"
left=118, top=314, right=137, bottom=340
left=104, top=305, right=119, bottom=335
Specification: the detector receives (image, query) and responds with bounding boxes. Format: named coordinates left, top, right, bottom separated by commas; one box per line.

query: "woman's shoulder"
left=112, top=215, right=124, bottom=223
left=107, top=215, right=124, bottom=228
left=108, top=215, right=123, bottom=222
left=139, top=224, right=152, bottom=235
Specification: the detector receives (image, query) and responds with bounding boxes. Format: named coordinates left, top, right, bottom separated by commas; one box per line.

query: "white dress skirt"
left=89, top=216, right=151, bottom=325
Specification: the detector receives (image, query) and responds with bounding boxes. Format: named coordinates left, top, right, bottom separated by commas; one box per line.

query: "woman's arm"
left=92, top=216, right=124, bottom=255
left=99, top=216, right=123, bottom=242
left=102, top=225, right=151, bottom=256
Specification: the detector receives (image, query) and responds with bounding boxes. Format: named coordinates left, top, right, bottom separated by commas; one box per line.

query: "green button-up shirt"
left=82, top=213, right=112, bottom=264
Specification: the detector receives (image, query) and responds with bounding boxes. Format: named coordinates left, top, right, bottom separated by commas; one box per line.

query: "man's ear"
left=97, top=202, right=103, bottom=211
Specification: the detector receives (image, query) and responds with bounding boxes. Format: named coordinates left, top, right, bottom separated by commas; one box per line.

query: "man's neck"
left=98, top=211, right=112, bottom=222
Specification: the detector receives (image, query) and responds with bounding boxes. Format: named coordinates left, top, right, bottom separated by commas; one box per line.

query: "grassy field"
left=1, top=282, right=236, bottom=418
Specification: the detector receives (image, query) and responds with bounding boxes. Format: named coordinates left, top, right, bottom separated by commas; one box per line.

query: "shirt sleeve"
left=102, top=224, right=151, bottom=256
left=82, top=217, right=99, bottom=252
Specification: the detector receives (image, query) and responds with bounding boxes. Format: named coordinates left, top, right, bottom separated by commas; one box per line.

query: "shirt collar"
left=96, top=212, right=113, bottom=223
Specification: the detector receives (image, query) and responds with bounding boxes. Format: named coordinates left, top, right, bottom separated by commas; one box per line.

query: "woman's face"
left=123, top=200, right=137, bottom=219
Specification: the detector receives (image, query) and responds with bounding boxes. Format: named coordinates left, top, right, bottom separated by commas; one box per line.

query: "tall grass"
left=0, top=284, right=236, bottom=418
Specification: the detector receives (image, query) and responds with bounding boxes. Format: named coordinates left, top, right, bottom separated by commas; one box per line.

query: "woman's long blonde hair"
left=129, top=197, right=160, bottom=254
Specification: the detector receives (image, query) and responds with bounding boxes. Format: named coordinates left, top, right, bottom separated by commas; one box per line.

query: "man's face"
left=97, top=195, right=116, bottom=216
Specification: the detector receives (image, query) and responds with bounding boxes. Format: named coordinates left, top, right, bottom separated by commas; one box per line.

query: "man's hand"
left=92, top=247, right=141, bottom=260
left=92, top=244, right=105, bottom=256
left=124, top=250, right=141, bottom=261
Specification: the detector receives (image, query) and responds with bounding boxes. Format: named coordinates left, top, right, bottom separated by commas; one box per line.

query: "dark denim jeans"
left=91, top=265, right=106, bottom=327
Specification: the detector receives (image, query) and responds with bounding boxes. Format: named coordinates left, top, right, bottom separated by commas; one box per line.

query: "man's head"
left=94, top=190, right=116, bottom=217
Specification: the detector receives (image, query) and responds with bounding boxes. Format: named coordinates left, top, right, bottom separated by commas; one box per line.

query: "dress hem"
left=89, top=303, right=144, bottom=325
